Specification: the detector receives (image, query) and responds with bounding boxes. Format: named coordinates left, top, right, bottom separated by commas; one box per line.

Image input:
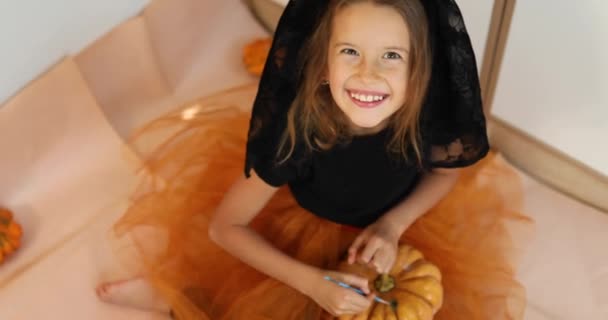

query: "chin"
left=347, top=115, right=386, bottom=130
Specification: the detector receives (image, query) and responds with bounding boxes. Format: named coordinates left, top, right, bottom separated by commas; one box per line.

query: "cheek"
left=387, top=71, right=409, bottom=97
left=328, top=60, right=350, bottom=83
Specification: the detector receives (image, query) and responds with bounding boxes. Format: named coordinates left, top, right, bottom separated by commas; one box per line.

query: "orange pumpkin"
left=242, top=38, right=273, bottom=76
left=337, top=244, right=443, bottom=320
left=0, top=208, right=23, bottom=264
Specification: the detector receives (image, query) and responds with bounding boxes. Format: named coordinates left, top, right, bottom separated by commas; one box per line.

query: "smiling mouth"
left=347, top=89, right=390, bottom=108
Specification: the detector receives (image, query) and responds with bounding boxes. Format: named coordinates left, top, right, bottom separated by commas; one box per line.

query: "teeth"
left=350, top=92, right=385, bottom=102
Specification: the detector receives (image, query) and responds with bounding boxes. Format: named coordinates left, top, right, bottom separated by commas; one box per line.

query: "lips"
left=347, top=89, right=390, bottom=109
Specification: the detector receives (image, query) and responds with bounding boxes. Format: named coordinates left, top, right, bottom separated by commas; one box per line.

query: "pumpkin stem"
left=374, top=274, right=395, bottom=293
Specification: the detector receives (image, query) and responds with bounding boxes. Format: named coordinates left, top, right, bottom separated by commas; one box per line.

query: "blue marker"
left=323, top=276, right=391, bottom=305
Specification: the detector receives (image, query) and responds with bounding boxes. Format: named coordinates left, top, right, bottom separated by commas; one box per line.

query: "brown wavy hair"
left=278, top=0, right=432, bottom=165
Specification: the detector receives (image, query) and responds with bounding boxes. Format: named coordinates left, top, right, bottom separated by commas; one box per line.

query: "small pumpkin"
left=242, top=37, right=272, bottom=76
left=337, top=244, right=443, bottom=320
left=0, top=208, right=23, bottom=264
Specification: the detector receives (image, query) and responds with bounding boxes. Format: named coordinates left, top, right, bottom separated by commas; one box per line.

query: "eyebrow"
left=385, top=46, right=410, bottom=54
left=334, top=42, right=410, bottom=53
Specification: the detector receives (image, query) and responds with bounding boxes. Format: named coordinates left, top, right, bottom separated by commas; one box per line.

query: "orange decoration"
left=0, top=208, right=23, bottom=264
left=243, top=38, right=273, bottom=76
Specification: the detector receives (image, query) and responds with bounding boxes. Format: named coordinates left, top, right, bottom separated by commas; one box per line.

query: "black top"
left=247, top=119, right=488, bottom=227
left=287, top=131, right=421, bottom=227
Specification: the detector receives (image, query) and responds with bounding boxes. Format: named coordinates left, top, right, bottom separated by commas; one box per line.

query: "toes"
left=96, top=283, right=112, bottom=300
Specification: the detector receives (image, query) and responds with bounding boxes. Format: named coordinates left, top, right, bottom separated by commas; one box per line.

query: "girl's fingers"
left=336, top=273, right=370, bottom=294
left=343, top=290, right=373, bottom=313
left=348, top=233, right=368, bottom=263
left=358, top=238, right=381, bottom=264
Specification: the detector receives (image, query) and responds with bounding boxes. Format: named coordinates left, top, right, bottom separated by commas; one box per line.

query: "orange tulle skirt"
left=110, top=85, right=534, bottom=320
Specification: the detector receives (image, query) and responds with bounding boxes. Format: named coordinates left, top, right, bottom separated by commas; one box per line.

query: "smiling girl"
left=97, top=1, right=532, bottom=319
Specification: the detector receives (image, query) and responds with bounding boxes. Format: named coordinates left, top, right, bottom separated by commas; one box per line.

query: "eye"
left=383, top=51, right=402, bottom=60
left=340, top=48, right=359, bottom=56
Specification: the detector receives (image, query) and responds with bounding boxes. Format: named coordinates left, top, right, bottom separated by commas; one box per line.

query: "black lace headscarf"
left=245, top=0, right=489, bottom=185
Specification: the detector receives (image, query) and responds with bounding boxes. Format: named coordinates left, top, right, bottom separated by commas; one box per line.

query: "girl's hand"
left=347, top=218, right=402, bottom=273
left=305, top=270, right=375, bottom=317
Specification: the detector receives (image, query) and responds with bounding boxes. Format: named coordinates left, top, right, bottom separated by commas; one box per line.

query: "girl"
left=97, top=0, right=532, bottom=319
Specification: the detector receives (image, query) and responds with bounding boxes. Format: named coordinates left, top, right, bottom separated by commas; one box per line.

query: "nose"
left=357, top=59, right=380, bottom=82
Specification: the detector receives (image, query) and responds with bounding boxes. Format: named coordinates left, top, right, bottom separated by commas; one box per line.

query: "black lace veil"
left=245, top=0, right=489, bottom=184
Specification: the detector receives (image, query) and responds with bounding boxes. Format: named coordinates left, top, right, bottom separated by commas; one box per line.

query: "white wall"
left=492, top=0, right=608, bottom=175
left=0, top=0, right=149, bottom=104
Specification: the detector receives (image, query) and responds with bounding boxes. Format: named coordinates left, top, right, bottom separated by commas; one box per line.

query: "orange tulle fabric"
left=111, top=86, right=534, bottom=320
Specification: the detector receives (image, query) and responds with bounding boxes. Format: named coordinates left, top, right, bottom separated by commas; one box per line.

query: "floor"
left=0, top=0, right=606, bottom=319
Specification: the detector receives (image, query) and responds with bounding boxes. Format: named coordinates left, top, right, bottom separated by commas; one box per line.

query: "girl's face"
left=327, top=2, right=410, bottom=134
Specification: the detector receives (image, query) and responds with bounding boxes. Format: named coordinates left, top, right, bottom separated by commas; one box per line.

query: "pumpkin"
left=0, top=208, right=23, bottom=264
left=242, top=37, right=272, bottom=76
left=336, top=244, right=443, bottom=320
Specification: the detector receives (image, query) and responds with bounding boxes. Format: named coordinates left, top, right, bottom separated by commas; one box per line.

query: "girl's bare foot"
left=96, top=276, right=171, bottom=314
